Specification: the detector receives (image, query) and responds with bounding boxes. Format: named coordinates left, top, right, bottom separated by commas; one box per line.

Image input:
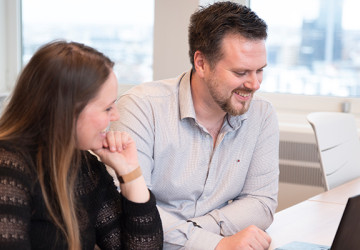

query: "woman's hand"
left=93, top=131, right=139, bottom=175
left=93, top=131, right=149, bottom=202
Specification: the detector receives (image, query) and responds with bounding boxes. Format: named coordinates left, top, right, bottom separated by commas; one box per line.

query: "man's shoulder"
left=246, top=94, right=278, bottom=122
left=252, top=94, right=272, bottom=105
left=251, top=94, right=276, bottom=111
left=125, top=74, right=185, bottom=99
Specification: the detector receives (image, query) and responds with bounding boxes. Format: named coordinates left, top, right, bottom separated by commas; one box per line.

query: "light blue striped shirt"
left=111, top=70, right=279, bottom=249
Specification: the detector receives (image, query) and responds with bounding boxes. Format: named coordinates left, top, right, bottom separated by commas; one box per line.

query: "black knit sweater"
left=0, top=145, right=163, bottom=249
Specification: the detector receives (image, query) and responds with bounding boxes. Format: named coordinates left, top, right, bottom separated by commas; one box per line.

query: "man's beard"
left=207, top=78, right=252, bottom=116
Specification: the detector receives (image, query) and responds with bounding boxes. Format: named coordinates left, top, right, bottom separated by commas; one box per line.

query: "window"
left=21, top=0, right=154, bottom=84
left=251, top=0, right=360, bottom=97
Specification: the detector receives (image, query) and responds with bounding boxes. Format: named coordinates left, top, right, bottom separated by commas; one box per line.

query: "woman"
left=0, top=41, right=163, bottom=249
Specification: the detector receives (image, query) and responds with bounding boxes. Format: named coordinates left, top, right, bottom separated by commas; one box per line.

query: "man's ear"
left=193, top=51, right=207, bottom=78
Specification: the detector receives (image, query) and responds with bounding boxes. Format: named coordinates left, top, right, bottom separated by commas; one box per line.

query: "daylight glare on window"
left=21, top=0, right=154, bottom=84
left=251, top=0, right=360, bottom=97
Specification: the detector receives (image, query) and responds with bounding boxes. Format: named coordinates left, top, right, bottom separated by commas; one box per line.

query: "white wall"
left=0, top=0, right=6, bottom=93
left=152, top=0, right=198, bottom=80
left=0, top=0, right=21, bottom=94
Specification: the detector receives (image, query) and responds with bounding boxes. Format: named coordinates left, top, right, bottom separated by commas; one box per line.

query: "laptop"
left=275, top=194, right=360, bottom=250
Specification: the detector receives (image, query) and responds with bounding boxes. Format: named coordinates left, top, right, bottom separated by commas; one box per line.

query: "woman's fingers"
left=94, top=131, right=139, bottom=175
left=105, top=131, right=117, bottom=152
left=105, top=131, right=133, bottom=152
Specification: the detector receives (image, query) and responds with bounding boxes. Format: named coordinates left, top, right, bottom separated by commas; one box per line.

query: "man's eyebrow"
left=232, top=64, right=267, bottom=72
left=259, top=64, right=267, bottom=69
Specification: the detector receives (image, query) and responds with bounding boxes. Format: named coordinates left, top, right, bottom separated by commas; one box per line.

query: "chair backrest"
left=307, top=112, right=360, bottom=191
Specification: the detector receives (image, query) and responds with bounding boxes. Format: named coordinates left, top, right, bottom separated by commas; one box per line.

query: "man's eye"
left=235, top=71, right=246, bottom=76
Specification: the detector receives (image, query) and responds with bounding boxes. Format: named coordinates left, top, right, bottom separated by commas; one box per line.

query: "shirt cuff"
left=185, top=228, right=223, bottom=250
left=192, top=213, right=221, bottom=235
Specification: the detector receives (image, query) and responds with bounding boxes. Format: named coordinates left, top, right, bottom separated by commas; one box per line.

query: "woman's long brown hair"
left=0, top=41, right=114, bottom=250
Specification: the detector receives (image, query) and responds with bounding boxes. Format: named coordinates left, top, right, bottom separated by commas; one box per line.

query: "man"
left=112, top=2, right=279, bottom=249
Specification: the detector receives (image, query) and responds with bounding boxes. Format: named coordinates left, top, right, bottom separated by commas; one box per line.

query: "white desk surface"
left=309, top=177, right=360, bottom=205
left=267, top=177, right=360, bottom=249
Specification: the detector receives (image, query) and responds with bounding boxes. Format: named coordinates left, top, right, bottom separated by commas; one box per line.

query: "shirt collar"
left=178, top=69, right=249, bottom=131
left=179, top=70, right=196, bottom=120
left=225, top=112, right=248, bottom=131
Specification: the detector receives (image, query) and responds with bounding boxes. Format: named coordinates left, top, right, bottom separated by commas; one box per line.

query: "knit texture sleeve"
left=0, top=148, right=32, bottom=250
left=83, top=152, right=163, bottom=250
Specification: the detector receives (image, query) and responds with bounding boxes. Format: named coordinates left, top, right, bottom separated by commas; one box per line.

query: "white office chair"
left=307, top=112, right=360, bottom=191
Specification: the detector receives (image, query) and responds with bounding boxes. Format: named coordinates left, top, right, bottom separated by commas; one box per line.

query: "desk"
left=267, top=177, right=360, bottom=249
left=309, top=177, right=360, bottom=205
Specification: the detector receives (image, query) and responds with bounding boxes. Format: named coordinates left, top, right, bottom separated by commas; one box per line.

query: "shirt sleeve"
left=0, top=150, right=32, bottom=250
left=157, top=206, right=223, bottom=249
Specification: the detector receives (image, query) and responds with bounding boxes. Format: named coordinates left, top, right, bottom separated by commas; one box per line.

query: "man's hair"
left=188, top=1, right=267, bottom=69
